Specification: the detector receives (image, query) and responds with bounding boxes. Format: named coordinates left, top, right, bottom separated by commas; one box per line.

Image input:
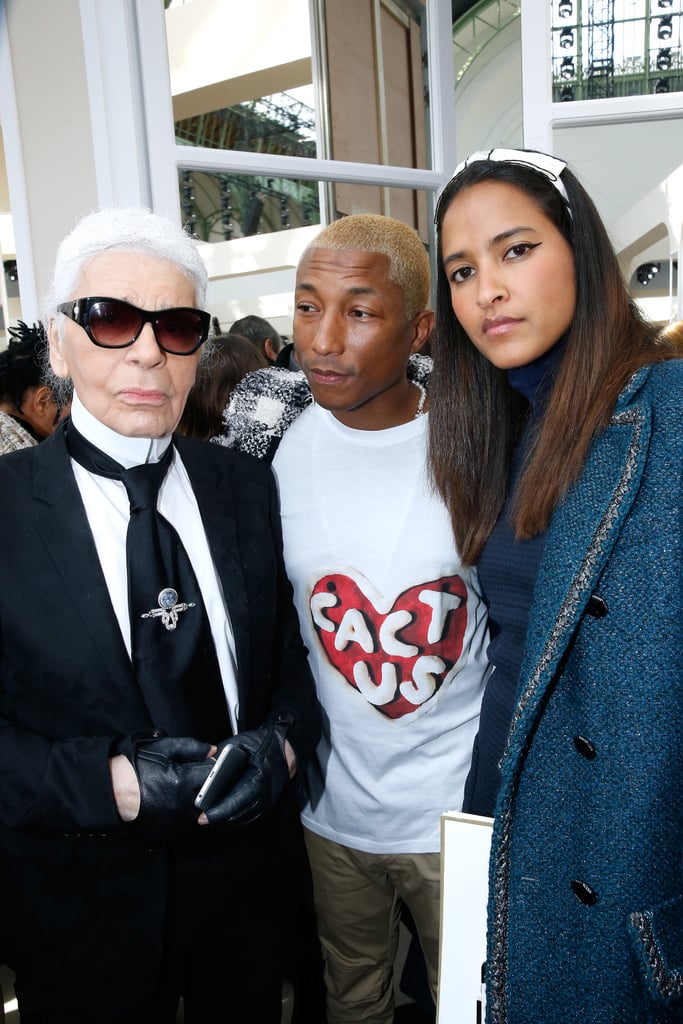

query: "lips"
left=306, top=366, right=350, bottom=386
left=118, top=387, right=167, bottom=403
left=482, top=317, right=521, bottom=336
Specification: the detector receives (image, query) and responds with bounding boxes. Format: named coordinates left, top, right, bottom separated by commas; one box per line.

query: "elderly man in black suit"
left=0, top=208, right=319, bottom=1024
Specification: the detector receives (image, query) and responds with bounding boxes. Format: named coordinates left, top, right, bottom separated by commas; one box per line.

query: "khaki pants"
left=303, top=828, right=440, bottom=1024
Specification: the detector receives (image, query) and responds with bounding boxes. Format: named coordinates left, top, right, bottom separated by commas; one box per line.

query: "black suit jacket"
left=0, top=425, right=319, bottom=1010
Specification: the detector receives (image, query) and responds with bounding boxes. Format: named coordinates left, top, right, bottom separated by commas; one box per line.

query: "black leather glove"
left=203, top=716, right=293, bottom=831
left=117, top=731, right=213, bottom=841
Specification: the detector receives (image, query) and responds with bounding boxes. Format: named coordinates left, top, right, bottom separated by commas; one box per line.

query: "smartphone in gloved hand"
left=194, top=743, right=249, bottom=811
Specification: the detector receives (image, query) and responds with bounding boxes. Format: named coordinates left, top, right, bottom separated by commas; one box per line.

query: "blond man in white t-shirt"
left=217, top=214, right=490, bottom=1024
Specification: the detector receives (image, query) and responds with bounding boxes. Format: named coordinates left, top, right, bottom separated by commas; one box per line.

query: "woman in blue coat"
left=429, top=148, right=682, bottom=1023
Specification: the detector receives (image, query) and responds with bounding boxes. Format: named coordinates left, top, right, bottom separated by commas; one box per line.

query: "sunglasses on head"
left=57, top=297, right=211, bottom=356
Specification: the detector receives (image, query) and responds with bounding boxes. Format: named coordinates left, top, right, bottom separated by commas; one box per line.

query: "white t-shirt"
left=273, top=404, right=489, bottom=854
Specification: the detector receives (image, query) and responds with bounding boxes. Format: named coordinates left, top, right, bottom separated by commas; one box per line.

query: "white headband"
left=452, top=148, right=570, bottom=206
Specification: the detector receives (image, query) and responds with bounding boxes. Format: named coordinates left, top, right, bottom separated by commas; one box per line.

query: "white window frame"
left=131, top=0, right=457, bottom=223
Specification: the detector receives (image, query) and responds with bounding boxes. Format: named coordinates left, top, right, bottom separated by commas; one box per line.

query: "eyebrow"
left=443, top=225, right=538, bottom=266
left=295, top=281, right=380, bottom=298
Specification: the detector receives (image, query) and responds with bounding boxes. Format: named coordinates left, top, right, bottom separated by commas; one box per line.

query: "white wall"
left=553, top=120, right=683, bottom=232
left=202, top=223, right=319, bottom=334
left=166, top=0, right=312, bottom=119
left=0, top=0, right=100, bottom=321
left=454, top=17, right=524, bottom=159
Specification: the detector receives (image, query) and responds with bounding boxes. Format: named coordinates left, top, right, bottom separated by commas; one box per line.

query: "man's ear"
left=410, top=310, right=434, bottom=353
left=47, top=317, right=69, bottom=379
left=264, top=337, right=279, bottom=362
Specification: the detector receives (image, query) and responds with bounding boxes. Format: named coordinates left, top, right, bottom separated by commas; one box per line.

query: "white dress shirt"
left=68, top=392, right=239, bottom=731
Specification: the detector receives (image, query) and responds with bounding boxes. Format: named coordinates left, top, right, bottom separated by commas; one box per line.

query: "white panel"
left=166, top=0, right=312, bottom=117
left=79, top=0, right=151, bottom=207
left=454, top=18, right=523, bottom=157
left=426, top=0, right=458, bottom=183
left=520, top=0, right=553, bottom=151
left=0, top=1, right=37, bottom=321
left=135, top=0, right=182, bottom=219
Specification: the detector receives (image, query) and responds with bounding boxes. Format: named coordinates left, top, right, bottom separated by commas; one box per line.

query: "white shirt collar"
left=70, top=391, right=173, bottom=468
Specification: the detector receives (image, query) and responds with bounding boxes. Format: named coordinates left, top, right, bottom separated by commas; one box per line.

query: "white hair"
left=43, top=208, right=211, bottom=401
left=44, top=207, right=208, bottom=323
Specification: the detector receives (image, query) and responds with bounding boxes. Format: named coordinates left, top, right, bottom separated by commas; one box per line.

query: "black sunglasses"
left=57, top=297, right=211, bottom=356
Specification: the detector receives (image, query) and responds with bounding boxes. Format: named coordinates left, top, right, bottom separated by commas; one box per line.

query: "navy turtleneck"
left=462, top=338, right=565, bottom=818
left=508, top=334, right=567, bottom=412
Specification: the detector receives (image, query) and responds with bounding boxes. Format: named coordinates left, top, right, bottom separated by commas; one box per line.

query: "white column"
left=79, top=0, right=156, bottom=210
left=520, top=0, right=554, bottom=152
left=0, top=0, right=99, bottom=320
left=0, top=0, right=161, bottom=321
left=427, top=0, right=458, bottom=185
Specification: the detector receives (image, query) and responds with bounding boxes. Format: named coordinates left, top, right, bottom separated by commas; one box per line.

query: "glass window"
left=165, top=0, right=429, bottom=170
left=178, top=168, right=430, bottom=245
left=178, top=169, right=321, bottom=242
left=161, top=0, right=441, bottom=323
left=323, top=0, right=429, bottom=170
left=551, top=0, right=682, bottom=102
left=175, top=90, right=316, bottom=160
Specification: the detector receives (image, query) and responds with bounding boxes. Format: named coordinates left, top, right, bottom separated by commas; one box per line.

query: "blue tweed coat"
left=486, top=359, right=683, bottom=1023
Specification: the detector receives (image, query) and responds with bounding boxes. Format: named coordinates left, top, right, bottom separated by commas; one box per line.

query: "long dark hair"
left=177, top=333, right=267, bottom=441
left=429, top=155, right=670, bottom=565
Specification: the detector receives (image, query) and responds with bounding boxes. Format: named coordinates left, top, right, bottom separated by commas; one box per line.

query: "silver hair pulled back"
left=451, top=148, right=571, bottom=211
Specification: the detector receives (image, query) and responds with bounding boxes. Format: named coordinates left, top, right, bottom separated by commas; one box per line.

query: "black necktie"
left=66, top=423, right=231, bottom=744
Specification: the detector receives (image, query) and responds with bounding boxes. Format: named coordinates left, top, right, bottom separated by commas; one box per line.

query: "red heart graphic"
left=310, top=574, right=468, bottom=719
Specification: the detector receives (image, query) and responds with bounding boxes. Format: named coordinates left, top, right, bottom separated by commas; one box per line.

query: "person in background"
left=229, top=312, right=284, bottom=364
left=429, top=148, right=682, bottom=1023
left=0, top=206, right=319, bottom=1024
left=0, top=320, right=60, bottom=454
left=177, top=332, right=267, bottom=441
left=218, top=213, right=490, bottom=1024
left=660, top=317, right=683, bottom=351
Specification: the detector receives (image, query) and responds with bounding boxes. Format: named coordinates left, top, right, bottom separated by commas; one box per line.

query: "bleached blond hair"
left=302, top=214, right=430, bottom=320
